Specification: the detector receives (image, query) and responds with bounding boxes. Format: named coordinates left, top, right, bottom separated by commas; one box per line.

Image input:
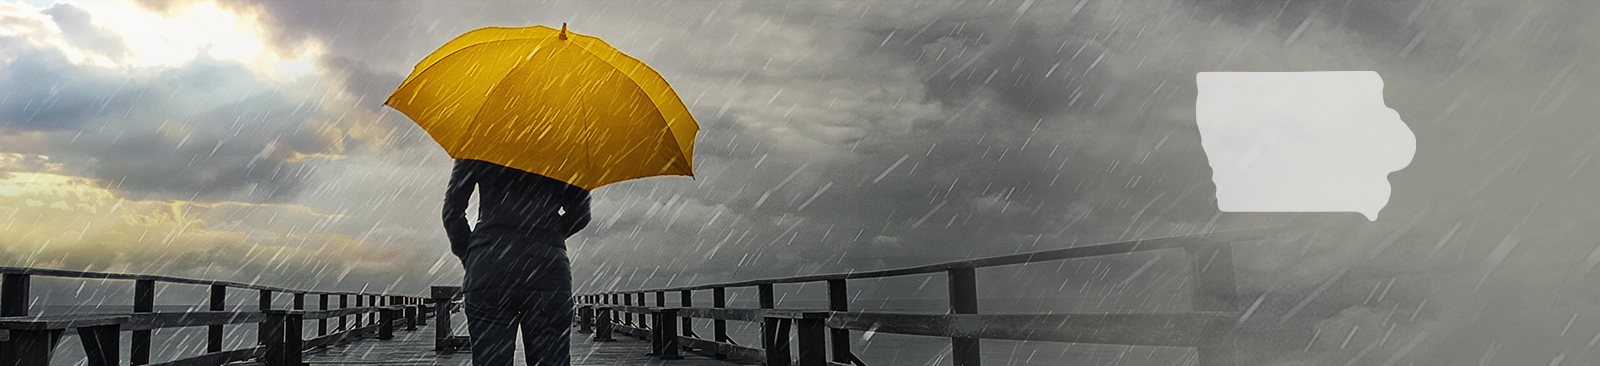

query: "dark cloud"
left=41, top=3, right=128, bottom=61
left=0, top=29, right=342, bottom=202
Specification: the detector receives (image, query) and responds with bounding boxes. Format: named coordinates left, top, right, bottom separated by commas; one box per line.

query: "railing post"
left=1187, top=242, right=1242, bottom=366
left=293, top=292, right=305, bottom=345
left=948, top=268, right=980, bottom=366
left=0, top=274, right=33, bottom=365
left=714, top=286, right=728, bottom=360
left=828, top=279, right=852, bottom=365
left=415, top=296, right=427, bottom=326
left=355, top=295, right=364, bottom=329
left=652, top=291, right=666, bottom=353
left=579, top=305, right=594, bottom=334
left=262, top=309, right=303, bottom=366
left=637, top=292, right=648, bottom=339
left=209, top=284, right=225, bottom=353
left=258, top=289, right=273, bottom=346
left=318, top=294, right=329, bottom=336
left=659, top=308, right=682, bottom=359
left=286, top=311, right=304, bottom=365
left=379, top=306, right=396, bottom=340
left=680, top=289, right=693, bottom=341
left=79, top=323, right=121, bottom=366
left=338, top=294, right=348, bottom=334
left=760, top=283, right=791, bottom=366
left=797, top=313, right=827, bottom=366
left=2, top=273, right=29, bottom=316
left=4, top=328, right=62, bottom=366
left=262, top=311, right=287, bottom=366
left=592, top=306, right=615, bottom=341
left=132, top=279, right=153, bottom=365
left=433, top=286, right=461, bottom=352
left=624, top=293, right=634, bottom=327
left=406, top=297, right=419, bottom=331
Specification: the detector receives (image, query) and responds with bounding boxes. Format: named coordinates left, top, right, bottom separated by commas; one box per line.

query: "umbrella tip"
left=559, top=23, right=568, bottom=40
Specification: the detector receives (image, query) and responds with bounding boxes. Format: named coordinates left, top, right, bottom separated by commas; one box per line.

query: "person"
left=443, top=158, right=592, bottom=366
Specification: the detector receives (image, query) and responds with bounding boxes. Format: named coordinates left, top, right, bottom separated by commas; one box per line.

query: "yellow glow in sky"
left=10, top=0, right=324, bottom=81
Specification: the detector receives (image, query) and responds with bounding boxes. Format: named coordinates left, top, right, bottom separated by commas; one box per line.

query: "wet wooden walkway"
left=296, top=312, right=752, bottom=366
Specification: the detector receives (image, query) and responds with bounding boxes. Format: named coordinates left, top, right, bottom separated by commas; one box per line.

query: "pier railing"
left=577, top=226, right=1304, bottom=366
left=0, top=267, right=436, bottom=366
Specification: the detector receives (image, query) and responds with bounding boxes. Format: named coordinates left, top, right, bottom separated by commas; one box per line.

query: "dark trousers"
left=465, top=289, right=574, bottom=366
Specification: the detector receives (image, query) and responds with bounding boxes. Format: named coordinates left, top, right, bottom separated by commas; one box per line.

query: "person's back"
left=444, top=158, right=591, bottom=366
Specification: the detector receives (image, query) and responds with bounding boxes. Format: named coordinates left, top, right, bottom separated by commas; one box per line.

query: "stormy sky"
left=1, top=0, right=1597, bottom=364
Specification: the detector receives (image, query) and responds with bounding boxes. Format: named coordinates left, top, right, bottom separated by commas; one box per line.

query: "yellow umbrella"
left=385, top=24, right=697, bottom=190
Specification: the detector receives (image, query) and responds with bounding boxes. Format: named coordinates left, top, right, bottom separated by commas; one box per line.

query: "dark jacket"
left=443, top=159, right=592, bottom=291
left=444, top=159, right=592, bottom=256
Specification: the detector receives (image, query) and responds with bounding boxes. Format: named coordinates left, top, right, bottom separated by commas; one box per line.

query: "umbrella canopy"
left=386, top=24, right=697, bottom=190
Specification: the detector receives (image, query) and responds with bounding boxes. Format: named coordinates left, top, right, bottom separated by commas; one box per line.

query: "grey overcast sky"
left=1, top=0, right=1598, bottom=364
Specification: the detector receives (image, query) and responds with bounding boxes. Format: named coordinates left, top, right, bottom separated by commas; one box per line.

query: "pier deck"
left=297, top=312, right=750, bottom=366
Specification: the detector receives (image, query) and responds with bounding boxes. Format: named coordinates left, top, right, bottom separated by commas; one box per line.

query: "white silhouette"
left=1196, top=71, right=1415, bottom=221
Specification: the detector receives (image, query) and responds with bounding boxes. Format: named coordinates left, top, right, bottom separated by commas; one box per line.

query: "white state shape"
left=1196, top=71, right=1415, bottom=221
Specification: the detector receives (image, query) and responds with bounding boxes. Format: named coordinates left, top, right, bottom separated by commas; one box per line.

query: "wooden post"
left=761, top=284, right=791, bottom=366
left=713, top=286, right=728, bottom=360
left=209, top=284, right=225, bottom=353
left=948, top=268, right=980, bottom=366
left=3, top=329, right=62, bottom=366
left=579, top=305, right=594, bottom=334
left=1, top=273, right=29, bottom=316
left=653, top=291, right=667, bottom=352
left=658, top=308, right=682, bottom=359
left=637, top=292, right=648, bottom=339
left=415, top=296, right=427, bottom=326
left=797, top=314, right=827, bottom=366
left=285, top=312, right=304, bottom=365
left=318, top=293, right=329, bottom=336
left=593, top=306, right=615, bottom=341
left=432, top=286, right=460, bottom=352
left=355, top=295, right=364, bottom=328
left=258, top=289, right=273, bottom=346
left=262, top=310, right=304, bottom=366
left=132, top=279, right=154, bottom=365
left=293, top=292, right=304, bottom=344
left=406, top=298, right=419, bottom=331
left=262, top=311, right=287, bottom=366
left=624, top=293, right=634, bottom=327
left=379, top=306, right=396, bottom=340
left=764, top=317, right=792, bottom=366
left=338, top=294, right=348, bottom=334
left=1187, top=242, right=1242, bottom=366
left=680, top=289, right=693, bottom=340
left=78, top=323, right=120, bottom=366
left=828, top=279, right=851, bottom=365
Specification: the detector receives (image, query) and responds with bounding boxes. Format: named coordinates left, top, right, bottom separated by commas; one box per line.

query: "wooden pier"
left=0, top=226, right=1303, bottom=366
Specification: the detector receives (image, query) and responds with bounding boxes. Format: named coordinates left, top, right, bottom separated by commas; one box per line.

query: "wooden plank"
left=125, top=312, right=265, bottom=331
left=146, top=347, right=262, bottom=366
left=826, top=312, right=1238, bottom=347
left=0, top=315, right=128, bottom=330
left=676, top=307, right=766, bottom=322
left=680, top=335, right=765, bottom=361
left=303, top=306, right=382, bottom=320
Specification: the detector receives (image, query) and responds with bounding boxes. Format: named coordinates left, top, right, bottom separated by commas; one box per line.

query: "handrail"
left=0, top=266, right=383, bottom=296
left=578, top=226, right=1307, bottom=366
left=630, top=226, right=1291, bottom=292
left=0, top=266, right=435, bottom=366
